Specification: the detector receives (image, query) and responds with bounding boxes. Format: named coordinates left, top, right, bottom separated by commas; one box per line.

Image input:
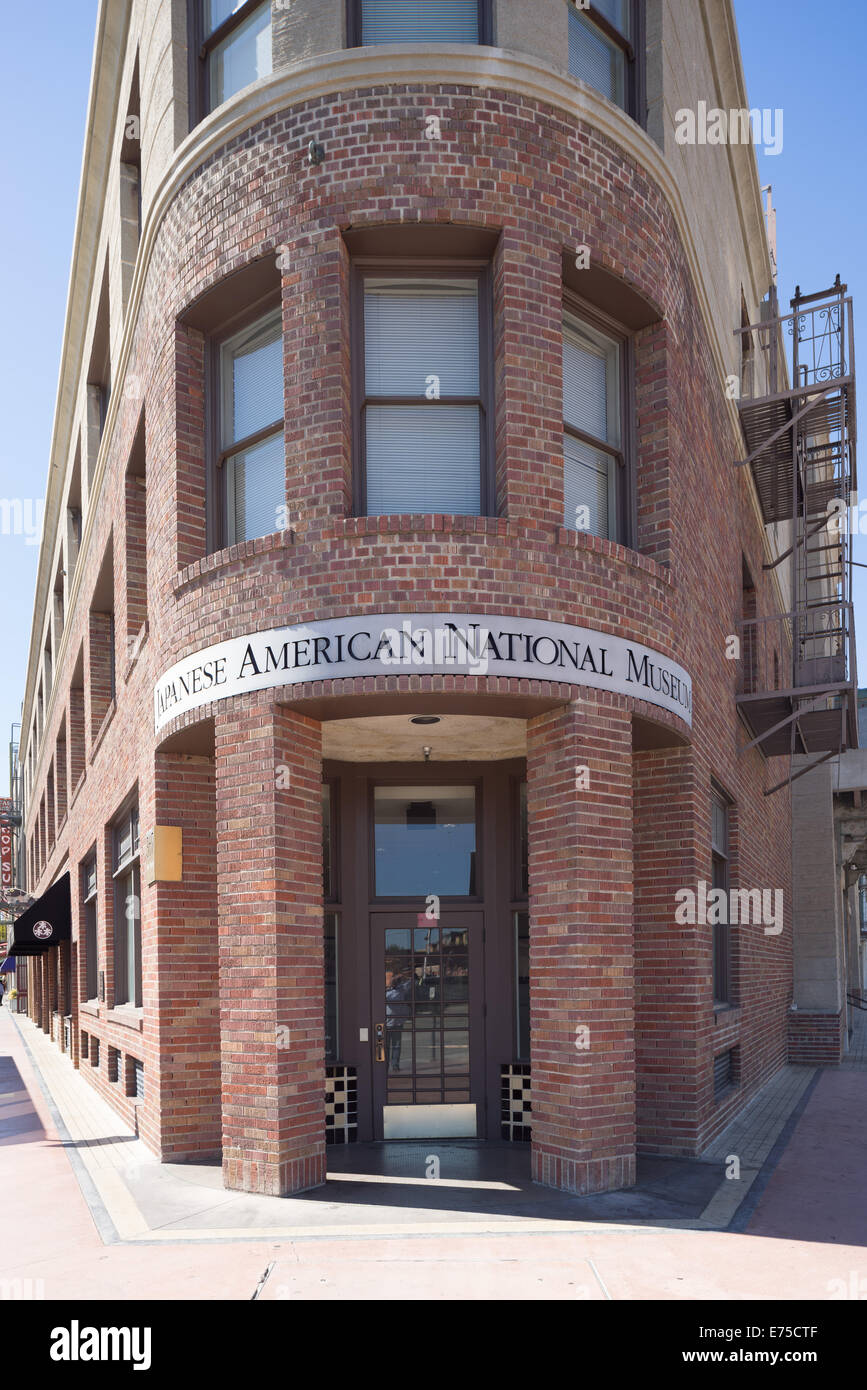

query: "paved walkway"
left=2, top=1006, right=866, bottom=1299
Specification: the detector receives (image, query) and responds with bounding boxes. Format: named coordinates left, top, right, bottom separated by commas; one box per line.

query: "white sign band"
left=154, top=612, right=693, bottom=732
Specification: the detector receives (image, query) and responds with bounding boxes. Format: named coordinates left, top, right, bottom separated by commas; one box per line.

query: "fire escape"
left=735, top=277, right=858, bottom=794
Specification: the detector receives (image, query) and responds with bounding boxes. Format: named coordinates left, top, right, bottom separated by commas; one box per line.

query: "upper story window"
left=563, top=308, right=625, bottom=542
left=82, top=852, right=98, bottom=1001
left=354, top=268, right=492, bottom=517
left=567, top=1, right=643, bottom=120
left=351, top=1, right=490, bottom=44
left=216, top=304, right=284, bottom=546
left=191, top=0, right=272, bottom=121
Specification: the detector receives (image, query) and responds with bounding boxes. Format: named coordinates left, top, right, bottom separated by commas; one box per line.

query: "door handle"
left=375, top=1021, right=385, bottom=1063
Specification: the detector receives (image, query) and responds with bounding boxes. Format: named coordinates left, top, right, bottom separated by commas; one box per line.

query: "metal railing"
left=736, top=599, right=854, bottom=697
left=736, top=283, right=853, bottom=404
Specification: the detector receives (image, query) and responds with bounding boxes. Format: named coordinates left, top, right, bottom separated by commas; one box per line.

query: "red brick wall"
left=22, top=79, right=792, bottom=1177
left=788, top=1010, right=844, bottom=1065
left=528, top=697, right=635, bottom=1194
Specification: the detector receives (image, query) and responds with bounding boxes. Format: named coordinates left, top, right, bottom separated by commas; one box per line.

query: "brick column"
left=68, top=688, right=86, bottom=796
left=86, top=611, right=114, bottom=744
left=527, top=698, right=635, bottom=1194
left=39, top=954, right=51, bottom=1033
left=146, top=751, right=220, bottom=1161
left=215, top=698, right=325, bottom=1195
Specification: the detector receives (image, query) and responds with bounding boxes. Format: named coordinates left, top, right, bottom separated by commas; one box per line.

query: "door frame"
left=324, top=757, right=525, bottom=1142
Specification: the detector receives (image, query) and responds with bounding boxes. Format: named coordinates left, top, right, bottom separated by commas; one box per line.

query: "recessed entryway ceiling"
left=321, top=714, right=527, bottom=762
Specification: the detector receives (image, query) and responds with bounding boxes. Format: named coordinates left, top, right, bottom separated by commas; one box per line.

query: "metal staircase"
left=735, top=277, right=858, bottom=792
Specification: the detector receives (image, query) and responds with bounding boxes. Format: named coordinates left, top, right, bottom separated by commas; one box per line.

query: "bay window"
left=563, top=310, right=624, bottom=541
left=216, top=305, right=284, bottom=546
left=567, top=1, right=643, bottom=120
left=355, top=269, right=492, bottom=516
left=191, top=1, right=272, bottom=121
left=350, top=1, right=490, bottom=45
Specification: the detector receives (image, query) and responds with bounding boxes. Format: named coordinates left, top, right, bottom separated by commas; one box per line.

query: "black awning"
left=9, top=873, right=71, bottom=955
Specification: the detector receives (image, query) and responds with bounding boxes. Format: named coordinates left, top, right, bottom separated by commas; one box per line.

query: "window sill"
left=69, top=770, right=86, bottom=814
left=90, top=700, right=117, bottom=762
left=106, top=1005, right=143, bottom=1032
left=173, top=529, right=294, bottom=595
left=79, top=999, right=100, bottom=1018
left=123, top=620, right=149, bottom=683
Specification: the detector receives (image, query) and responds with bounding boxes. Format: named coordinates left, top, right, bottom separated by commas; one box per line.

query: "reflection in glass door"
left=384, top=921, right=470, bottom=1106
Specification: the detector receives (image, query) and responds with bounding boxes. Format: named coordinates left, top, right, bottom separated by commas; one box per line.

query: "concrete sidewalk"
left=2, top=1005, right=866, bottom=1300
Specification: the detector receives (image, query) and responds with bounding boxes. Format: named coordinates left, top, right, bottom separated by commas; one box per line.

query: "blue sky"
left=0, top=1, right=863, bottom=795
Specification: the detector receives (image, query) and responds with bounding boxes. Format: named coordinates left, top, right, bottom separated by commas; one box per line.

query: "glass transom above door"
left=373, top=785, right=477, bottom=896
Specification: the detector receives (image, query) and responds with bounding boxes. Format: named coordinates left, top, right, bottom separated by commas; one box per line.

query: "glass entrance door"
left=370, top=783, right=484, bottom=1138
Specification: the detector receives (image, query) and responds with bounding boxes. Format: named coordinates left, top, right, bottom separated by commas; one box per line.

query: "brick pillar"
left=55, top=727, right=68, bottom=828
left=86, top=611, right=114, bottom=744
left=215, top=698, right=325, bottom=1195
left=493, top=229, right=561, bottom=525
left=527, top=698, right=635, bottom=1194
left=147, top=751, right=220, bottom=1161
left=633, top=745, right=702, bottom=1152
left=39, top=954, right=51, bottom=1033
left=68, top=688, right=86, bottom=795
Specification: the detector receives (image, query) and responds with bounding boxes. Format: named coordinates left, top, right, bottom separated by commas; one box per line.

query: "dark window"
left=82, top=853, right=98, bottom=1000
left=323, top=782, right=340, bottom=1062
left=210, top=303, right=284, bottom=547
left=563, top=305, right=628, bottom=542
left=325, top=911, right=338, bottom=1062
left=350, top=1, right=491, bottom=45
left=354, top=267, right=493, bottom=516
left=373, top=785, right=478, bottom=898
left=567, top=1, right=644, bottom=123
left=189, top=1, right=272, bottom=123
left=711, top=787, right=731, bottom=1006
left=112, top=802, right=141, bottom=1008
left=514, top=909, right=530, bottom=1060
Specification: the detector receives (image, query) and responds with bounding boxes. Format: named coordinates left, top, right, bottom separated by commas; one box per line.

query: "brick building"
left=12, top=0, right=851, bottom=1198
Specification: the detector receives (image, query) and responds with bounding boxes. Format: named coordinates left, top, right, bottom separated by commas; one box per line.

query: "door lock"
left=375, top=1021, right=385, bottom=1063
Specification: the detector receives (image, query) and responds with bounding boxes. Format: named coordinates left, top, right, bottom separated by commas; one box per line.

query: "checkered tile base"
left=501, top=1063, right=532, bottom=1141
left=325, top=1065, right=358, bottom=1145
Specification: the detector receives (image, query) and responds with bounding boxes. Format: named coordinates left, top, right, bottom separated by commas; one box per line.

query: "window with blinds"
left=359, top=1, right=482, bottom=44
left=82, top=852, right=98, bottom=1001
left=360, top=276, right=486, bottom=516
left=113, top=801, right=142, bottom=1009
left=567, top=1, right=636, bottom=115
left=199, top=1, right=272, bottom=115
left=563, top=313, right=621, bottom=540
left=220, top=308, right=284, bottom=545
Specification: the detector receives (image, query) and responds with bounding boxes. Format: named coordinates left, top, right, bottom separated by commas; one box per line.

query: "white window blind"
left=563, top=317, right=620, bottom=538
left=221, top=309, right=284, bottom=544
left=208, top=2, right=271, bottom=106
left=364, top=280, right=479, bottom=396
left=568, top=5, right=626, bottom=107
left=364, top=279, right=482, bottom=516
left=361, top=1, right=480, bottom=44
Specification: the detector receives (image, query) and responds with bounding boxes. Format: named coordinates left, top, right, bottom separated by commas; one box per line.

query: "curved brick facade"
left=19, top=6, right=792, bottom=1197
